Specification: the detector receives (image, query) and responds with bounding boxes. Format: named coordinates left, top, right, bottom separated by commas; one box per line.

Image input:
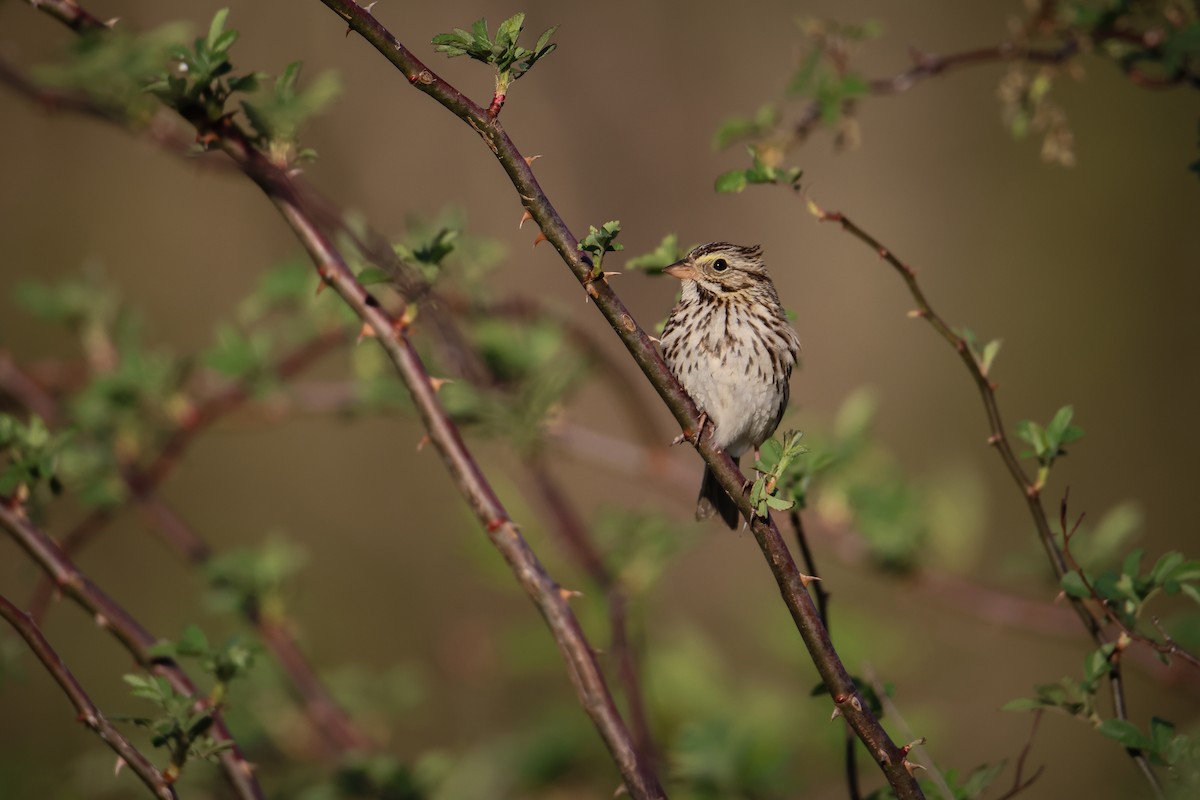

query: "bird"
left=659, top=242, right=801, bottom=529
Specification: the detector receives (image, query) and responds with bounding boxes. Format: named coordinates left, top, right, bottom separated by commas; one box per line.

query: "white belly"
left=680, top=348, right=783, bottom=457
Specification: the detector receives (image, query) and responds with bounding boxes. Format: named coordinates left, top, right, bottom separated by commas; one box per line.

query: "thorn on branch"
left=428, top=376, right=452, bottom=393
left=415, top=434, right=429, bottom=452
left=532, top=232, right=547, bottom=247
left=524, top=154, right=542, bottom=167
left=519, top=210, right=533, bottom=229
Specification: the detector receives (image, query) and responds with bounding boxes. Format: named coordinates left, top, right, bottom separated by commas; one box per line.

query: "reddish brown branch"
left=0, top=593, right=178, bottom=800
left=0, top=502, right=263, bottom=799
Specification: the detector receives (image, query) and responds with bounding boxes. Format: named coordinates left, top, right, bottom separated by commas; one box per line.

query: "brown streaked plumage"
left=660, top=242, right=800, bottom=529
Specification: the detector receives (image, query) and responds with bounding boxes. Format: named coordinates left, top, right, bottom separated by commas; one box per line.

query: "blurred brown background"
left=1, top=1, right=1198, bottom=798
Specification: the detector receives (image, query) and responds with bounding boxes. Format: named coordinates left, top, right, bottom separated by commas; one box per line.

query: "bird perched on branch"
left=660, top=242, right=800, bottom=529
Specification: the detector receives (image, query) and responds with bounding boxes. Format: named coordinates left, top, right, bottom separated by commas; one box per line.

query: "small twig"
left=992, top=710, right=1045, bottom=800
left=0, top=501, right=264, bottom=800
left=0, top=593, right=178, bottom=800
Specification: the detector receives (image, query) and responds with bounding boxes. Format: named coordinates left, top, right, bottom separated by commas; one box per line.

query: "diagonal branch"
left=316, top=2, right=922, bottom=796
left=0, top=501, right=263, bottom=799
left=0, top=592, right=178, bottom=800
left=805, top=199, right=1163, bottom=797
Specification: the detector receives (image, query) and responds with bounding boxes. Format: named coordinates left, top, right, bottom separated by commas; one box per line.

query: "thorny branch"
left=0, top=501, right=264, bottom=799
left=805, top=199, right=1163, bottom=796
left=318, top=2, right=922, bottom=796
left=0, top=593, right=178, bottom=800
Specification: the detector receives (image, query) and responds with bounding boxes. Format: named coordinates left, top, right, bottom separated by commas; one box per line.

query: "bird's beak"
left=663, top=260, right=698, bottom=281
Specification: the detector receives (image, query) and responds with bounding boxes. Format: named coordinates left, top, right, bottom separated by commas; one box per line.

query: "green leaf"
left=1001, top=697, right=1042, bottom=711
left=356, top=267, right=392, bottom=286
left=1121, top=547, right=1146, bottom=580
left=177, top=624, right=210, bottom=656
left=1061, top=570, right=1090, bottom=599
left=787, top=46, right=823, bottom=97
left=1150, top=551, right=1185, bottom=586
left=626, top=234, right=685, bottom=275
left=1097, top=719, right=1152, bottom=750
left=714, top=169, right=748, bottom=193
left=206, top=8, right=231, bottom=52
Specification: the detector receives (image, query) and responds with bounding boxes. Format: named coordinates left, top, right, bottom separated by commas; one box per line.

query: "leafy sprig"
left=432, top=13, right=558, bottom=113
left=120, top=624, right=258, bottom=782
left=578, top=220, right=624, bottom=277
left=0, top=415, right=69, bottom=499
left=626, top=234, right=687, bottom=276
left=748, top=431, right=808, bottom=518
left=714, top=146, right=802, bottom=193
left=1014, top=405, right=1083, bottom=490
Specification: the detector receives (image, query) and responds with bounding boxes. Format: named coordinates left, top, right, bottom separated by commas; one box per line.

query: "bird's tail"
left=696, top=461, right=742, bottom=530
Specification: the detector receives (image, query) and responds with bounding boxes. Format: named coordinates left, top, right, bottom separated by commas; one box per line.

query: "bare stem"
left=0, top=502, right=263, bottom=799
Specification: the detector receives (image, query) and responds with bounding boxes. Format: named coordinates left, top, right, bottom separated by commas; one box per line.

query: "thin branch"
left=0, top=593, right=178, bottom=800
left=524, top=455, right=657, bottom=774
left=0, top=501, right=263, bottom=800
left=992, top=710, right=1045, bottom=800
left=0, top=351, right=61, bottom=423
left=790, top=509, right=858, bottom=800
left=317, top=3, right=920, bottom=795
left=806, top=198, right=1163, bottom=797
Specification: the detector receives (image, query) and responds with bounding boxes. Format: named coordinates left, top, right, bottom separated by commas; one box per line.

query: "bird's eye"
left=712, top=258, right=728, bottom=271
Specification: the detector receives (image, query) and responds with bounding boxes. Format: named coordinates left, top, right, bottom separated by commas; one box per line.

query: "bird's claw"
left=672, top=410, right=709, bottom=447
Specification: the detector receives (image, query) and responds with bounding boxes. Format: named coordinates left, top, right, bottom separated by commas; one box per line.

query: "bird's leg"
left=671, top=409, right=709, bottom=447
